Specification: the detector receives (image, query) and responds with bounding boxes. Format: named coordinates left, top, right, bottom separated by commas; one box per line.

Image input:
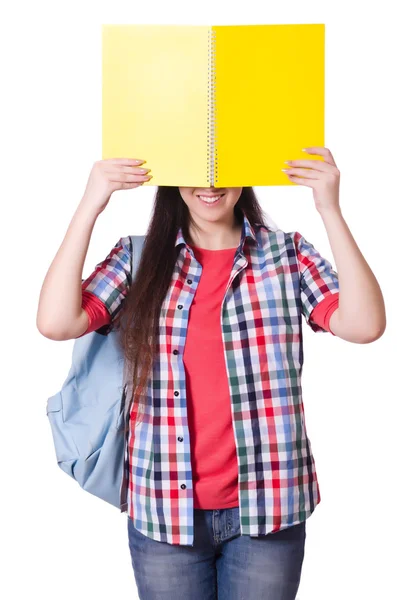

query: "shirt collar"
left=174, top=210, right=259, bottom=252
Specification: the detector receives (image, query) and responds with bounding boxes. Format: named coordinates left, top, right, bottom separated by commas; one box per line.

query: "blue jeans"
left=127, top=506, right=306, bottom=599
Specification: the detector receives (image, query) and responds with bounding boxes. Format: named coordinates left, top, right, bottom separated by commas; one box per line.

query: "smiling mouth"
left=197, top=193, right=225, bottom=204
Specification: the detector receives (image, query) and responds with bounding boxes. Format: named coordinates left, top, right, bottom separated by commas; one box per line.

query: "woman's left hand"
left=283, top=146, right=341, bottom=215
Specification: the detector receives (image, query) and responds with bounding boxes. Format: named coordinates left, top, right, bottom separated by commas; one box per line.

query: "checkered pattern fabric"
left=82, top=210, right=339, bottom=546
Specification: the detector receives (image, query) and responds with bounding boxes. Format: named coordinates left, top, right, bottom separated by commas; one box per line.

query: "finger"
left=287, top=174, right=314, bottom=187
left=107, top=165, right=151, bottom=175
left=122, top=166, right=151, bottom=175
left=119, top=181, right=147, bottom=189
left=286, top=160, right=334, bottom=173
left=106, top=158, right=146, bottom=165
left=108, top=173, right=152, bottom=183
left=303, top=147, right=337, bottom=168
left=283, top=167, right=320, bottom=179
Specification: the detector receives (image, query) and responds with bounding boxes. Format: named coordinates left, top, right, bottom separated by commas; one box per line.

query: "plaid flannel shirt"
left=81, top=210, right=339, bottom=546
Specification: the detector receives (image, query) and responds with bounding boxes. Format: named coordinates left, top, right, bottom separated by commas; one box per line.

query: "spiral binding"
left=207, top=28, right=217, bottom=186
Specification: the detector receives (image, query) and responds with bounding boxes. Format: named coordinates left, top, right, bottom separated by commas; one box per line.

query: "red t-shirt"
left=81, top=245, right=339, bottom=509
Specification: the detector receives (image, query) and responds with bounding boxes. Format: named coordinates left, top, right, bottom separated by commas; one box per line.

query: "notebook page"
left=214, top=23, right=325, bottom=186
left=102, top=24, right=209, bottom=186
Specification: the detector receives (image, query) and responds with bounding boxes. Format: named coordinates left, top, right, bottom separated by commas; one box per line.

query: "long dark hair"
left=113, top=186, right=273, bottom=428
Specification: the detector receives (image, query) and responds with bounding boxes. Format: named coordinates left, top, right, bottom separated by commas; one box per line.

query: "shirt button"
left=174, top=391, right=179, bottom=396
left=178, top=436, right=183, bottom=442
left=173, top=349, right=179, bottom=355
left=187, top=279, right=192, bottom=284
left=180, top=484, right=186, bottom=490
left=177, top=304, right=183, bottom=309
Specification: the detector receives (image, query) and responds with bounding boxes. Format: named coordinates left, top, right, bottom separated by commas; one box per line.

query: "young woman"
left=37, top=147, right=386, bottom=600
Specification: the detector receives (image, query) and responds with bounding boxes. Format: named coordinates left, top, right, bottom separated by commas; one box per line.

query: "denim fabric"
left=127, top=506, right=306, bottom=599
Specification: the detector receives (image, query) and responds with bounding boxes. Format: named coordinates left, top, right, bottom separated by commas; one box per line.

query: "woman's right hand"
left=80, top=158, right=152, bottom=215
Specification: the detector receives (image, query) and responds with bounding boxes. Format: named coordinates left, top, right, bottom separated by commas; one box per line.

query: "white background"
left=1, top=1, right=395, bottom=599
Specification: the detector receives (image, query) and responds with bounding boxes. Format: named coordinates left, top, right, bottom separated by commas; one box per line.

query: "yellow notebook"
left=102, top=24, right=325, bottom=187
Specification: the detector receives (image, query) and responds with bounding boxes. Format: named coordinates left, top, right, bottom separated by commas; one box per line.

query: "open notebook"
left=102, top=24, right=325, bottom=187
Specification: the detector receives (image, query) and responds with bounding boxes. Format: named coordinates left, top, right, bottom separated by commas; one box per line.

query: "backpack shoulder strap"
left=120, top=234, right=146, bottom=401
left=130, top=235, right=146, bottom=281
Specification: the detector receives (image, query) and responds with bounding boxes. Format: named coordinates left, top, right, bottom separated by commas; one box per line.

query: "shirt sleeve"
left=292, top=231, right=340, bottom=333
left=76, top=291, right=112, bottom=338
left=309, top=293, right=339, bottom=336
left=79, top=236, right=132, bottom=336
